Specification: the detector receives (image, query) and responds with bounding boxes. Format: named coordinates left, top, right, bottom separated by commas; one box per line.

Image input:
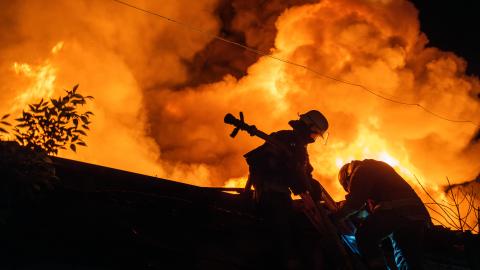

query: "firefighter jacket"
left=336, top=159, right=431, bottom=222
left=244, top=129, right=322, bottom=201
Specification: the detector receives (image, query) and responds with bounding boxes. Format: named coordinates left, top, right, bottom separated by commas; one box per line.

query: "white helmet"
left=299, top=110, right=329, bottom=138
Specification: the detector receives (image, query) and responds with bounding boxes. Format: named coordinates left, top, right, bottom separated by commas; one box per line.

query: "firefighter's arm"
left=290, top=156, right=317, bottom=195
left=309, top=178, right=323, bottom=201
left=332, top=196, right=360, bottom=220
left=299, top=191, right=317, bottom=214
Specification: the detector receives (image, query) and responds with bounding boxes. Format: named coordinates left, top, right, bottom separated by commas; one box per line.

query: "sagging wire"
left=112, top=0, right=479, bottom=128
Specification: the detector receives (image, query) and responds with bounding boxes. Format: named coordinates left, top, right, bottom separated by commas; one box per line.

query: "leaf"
left=75, top=130, right=87, bottom=135
left=5, top=86, right=94, bottom=156
left=71, top=98, right=86, bottom=105
left=80, top=116, right=88, bottom=124
left=15, top=134, right=23, bottom=142
left=1, top=114, right=10, bottom=120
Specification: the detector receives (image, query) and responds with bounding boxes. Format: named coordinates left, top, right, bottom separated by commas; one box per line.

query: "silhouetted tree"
left=0, top=84, right=93, bottom=155
left=0, top=85, right=94, bottom=221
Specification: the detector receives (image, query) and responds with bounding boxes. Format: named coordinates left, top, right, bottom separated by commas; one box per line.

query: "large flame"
left=0, top=0, right=479, bottom=229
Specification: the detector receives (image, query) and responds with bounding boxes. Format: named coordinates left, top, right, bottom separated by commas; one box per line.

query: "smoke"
left=146, top=0, right=480, bottom=190
left=1, top=0, right=479, bottom=203
left=181, top=0, right=317, bottom=87
left=0, top=0, right=221, bottom=177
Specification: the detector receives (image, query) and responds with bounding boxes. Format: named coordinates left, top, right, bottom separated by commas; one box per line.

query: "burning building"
left=0, top=1, right=479, bottom=267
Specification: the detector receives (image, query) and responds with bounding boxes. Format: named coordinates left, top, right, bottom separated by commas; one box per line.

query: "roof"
left=1, top=152, right=478, bottom=269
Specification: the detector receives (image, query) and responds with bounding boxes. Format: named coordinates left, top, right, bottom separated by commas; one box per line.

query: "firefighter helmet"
left=299, top=110, right=329, bottom=138
left=338, top=163, right=351, bottom=192
left=338, top=160, right=362, bottom=192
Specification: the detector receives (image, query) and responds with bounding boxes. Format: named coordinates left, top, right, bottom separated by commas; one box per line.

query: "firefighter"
left=243, top=110, right=328, bottom=269
left=332, top=159, right=432, bottom=270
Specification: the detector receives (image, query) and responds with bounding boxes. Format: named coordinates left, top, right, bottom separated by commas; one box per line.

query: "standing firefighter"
left=333, top=159, right=432, bottom=270
left=243, top=110, right=328, bottom=268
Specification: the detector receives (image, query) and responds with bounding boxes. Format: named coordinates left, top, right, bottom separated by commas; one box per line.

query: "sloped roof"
left=1, top=155, right=478, bottom=269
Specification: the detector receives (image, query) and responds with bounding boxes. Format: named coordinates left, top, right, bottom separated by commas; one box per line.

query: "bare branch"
left=428, top=216, right=449, bottom=229
left=446, top=177, right=465, bottom=230
left=425, top=204, right=460, bottom=230
left=415, top=175, right=459, bottom=228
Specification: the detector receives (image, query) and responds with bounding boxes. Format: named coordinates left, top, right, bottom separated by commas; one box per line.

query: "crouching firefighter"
left=242, top=110, right=328, bottom=268
left=332, top=159, right=432, bottom=270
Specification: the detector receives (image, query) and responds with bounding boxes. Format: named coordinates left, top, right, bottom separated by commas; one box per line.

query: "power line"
left=112, top=0, right=479, bottom=127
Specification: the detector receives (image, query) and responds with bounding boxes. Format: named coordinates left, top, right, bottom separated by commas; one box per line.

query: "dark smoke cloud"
left=145, top=0, right=319, bottom=182
left=145, top=0, right=480, bottom=187
left=179, top=0, right=317, bottom=88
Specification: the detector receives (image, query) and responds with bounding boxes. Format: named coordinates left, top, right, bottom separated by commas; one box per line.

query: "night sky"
left=411, top=1, right=479, bottom=76
left=412, top=1, right=480, bottom=143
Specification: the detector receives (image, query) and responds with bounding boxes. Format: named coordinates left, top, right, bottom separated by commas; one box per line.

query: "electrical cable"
left=112, top=0, right=479, bottom=127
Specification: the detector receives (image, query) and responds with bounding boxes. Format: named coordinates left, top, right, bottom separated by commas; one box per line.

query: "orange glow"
left=11, top=58, right=58, bottom=112
left=224, top=176, right=248, bottom=189
left=0, top=0, right=479, bottom=230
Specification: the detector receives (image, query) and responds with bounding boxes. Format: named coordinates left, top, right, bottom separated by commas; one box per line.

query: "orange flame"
left=0, top=0, right=479, bottom=230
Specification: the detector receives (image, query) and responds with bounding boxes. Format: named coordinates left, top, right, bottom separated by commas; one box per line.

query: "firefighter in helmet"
left=333, top=159, right=432, bottom=270
left=243, top=110, right=328, bottom=269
